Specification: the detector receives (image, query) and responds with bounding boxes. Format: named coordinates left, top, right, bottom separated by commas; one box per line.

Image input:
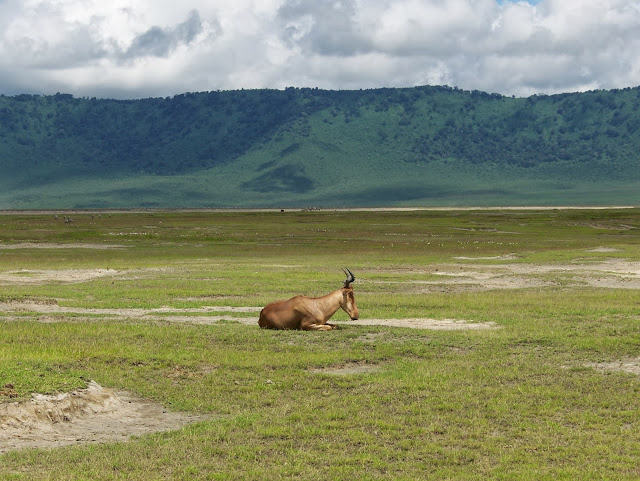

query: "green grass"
left=1, top=209, right=640, bottom=480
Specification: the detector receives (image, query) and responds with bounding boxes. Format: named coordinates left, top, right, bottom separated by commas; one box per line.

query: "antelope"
left=258, top=268, right=359, bottom=330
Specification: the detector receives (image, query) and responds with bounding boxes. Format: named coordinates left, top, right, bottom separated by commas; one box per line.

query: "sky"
left=1, top=0, right=639, bottom=99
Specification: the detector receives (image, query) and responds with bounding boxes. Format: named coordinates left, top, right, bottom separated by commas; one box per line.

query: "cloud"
left=0, top=0, right=639, bottom=98
left=123, top=10, right=208, bottom=59
left=277, top=0, right=369, bottom=55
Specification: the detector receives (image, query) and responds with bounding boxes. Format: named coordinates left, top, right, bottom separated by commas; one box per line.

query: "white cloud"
left=0, top=0, right=639, bottom=98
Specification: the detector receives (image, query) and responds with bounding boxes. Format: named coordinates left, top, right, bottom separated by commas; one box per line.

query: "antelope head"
left=341, top=268, right=359, bottom=320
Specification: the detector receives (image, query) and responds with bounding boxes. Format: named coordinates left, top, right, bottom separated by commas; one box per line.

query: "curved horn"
left=342, top=268, right=355, bottom=287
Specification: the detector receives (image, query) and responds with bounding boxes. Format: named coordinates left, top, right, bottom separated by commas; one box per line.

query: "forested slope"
left=1, top=86, right=640, bottom=208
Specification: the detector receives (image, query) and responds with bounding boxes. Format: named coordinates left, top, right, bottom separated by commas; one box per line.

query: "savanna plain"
left=0, top=208, right=639, bottom=480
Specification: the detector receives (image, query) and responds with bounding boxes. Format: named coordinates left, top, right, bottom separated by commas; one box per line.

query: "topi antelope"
left=258, top=268, right=359, bottom=330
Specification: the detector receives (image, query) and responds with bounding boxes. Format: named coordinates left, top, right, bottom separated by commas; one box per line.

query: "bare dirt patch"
left=431, top=269, right=550, bottom=290
left=178, top=295, right=245, bottom=302
left=0, top=267, right=189, bottom=286
left=347, top=318, right=497, bottom=330
left=583, top=358, right=640, bottom=375
left=0, top=301, right=260, bottom=318
left=0, top=381, right=208, bottom=453
left=453, top=254, right=521, bottom=261
left=572, top=223, right=634, bottom=231
left=368, top=258, right=640, bottom=292
left=484, top=260, right=640, bottom=289
left=0, top=269, right=120, bottom=285
left=0, top=302, right=494, bottom=330
left=307, top=363, right=381, bottom=375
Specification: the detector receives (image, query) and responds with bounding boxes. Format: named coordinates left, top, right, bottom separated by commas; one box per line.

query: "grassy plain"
left=1, top=208, right=639, bottom=480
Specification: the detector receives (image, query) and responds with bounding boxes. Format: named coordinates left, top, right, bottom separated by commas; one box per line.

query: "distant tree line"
left=1, top=85, right=640, bottom=180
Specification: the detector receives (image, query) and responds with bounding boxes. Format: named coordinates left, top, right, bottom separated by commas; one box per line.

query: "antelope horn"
left=342, top=268, right=355, bottom=287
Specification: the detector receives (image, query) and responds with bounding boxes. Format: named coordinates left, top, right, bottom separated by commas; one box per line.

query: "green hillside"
left=1, top=86, right=640, bottom=208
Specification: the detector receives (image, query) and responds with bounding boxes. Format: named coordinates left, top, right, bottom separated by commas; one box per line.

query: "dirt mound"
left=0, top=381, right=208, bottom=453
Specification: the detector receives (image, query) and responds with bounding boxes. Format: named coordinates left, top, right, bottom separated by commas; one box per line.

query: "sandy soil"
left=478, top=259, right=640, bottom=289
left=0, top=302, right=261, bottom=325
left=0, top=381, right=208, bottom=454
left=583, top=358, right=640, bottom=375
left=0, top=269, right=121, bottom=285
left=307, top=362, right=381, bottom=375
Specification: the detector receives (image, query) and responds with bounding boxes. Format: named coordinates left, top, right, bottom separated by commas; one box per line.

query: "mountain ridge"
left=1, top=85, right=639, bottom=208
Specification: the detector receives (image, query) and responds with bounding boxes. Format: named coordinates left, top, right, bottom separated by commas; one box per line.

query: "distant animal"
left=258, top=268, right=359, bottom=330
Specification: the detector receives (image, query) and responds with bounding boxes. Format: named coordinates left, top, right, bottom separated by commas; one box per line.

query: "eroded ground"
left=0, top=382, right=208, bottom=453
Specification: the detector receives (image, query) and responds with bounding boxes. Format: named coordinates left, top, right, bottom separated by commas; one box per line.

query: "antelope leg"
left=304, top=323, right=334, bottom=331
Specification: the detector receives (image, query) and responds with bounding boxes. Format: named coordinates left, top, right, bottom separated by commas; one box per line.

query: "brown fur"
left=259, top=281, right=358, bottom=330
